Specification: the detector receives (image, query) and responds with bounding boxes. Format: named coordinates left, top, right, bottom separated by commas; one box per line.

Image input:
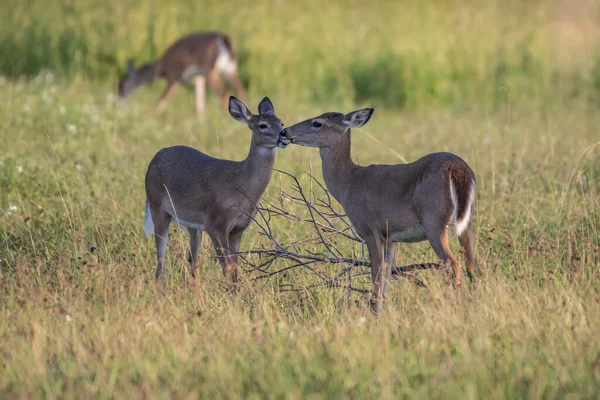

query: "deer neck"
left=319, top=129, right=356, bottom=201
left=137, top=63, right=158, bottom=86
left=240, top=138, right=276, bottom=198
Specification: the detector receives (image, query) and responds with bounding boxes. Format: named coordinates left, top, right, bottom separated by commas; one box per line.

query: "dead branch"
left=233, top=170, right=441, bottom=295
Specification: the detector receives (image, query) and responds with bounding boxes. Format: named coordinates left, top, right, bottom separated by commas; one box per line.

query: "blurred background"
left=3, top=0, right=600, bottom=111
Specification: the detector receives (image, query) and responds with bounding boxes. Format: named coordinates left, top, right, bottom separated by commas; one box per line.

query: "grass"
left=3, top=0, right=600, bottom=109
left=1, top=75, right=598, bottom=398
left=1, top=0, right=600, bottom=398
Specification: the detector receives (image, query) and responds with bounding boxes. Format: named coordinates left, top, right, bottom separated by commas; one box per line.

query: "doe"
left=279, top=109, right=476, bottom=311
left=145, top=96, right=284, bottom=282
left=118, top=31, right=246, bottom=120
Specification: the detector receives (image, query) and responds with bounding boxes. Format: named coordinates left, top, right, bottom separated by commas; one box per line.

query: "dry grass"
left=1, top=0, right=600, bottom=398
left=1, top=76, right=598, bottom=397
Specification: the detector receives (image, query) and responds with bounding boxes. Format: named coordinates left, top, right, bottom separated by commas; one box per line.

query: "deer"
left=278, top=109, right=477, bottom=312
left=144, top=96, right=284, bottom=282
left=118, top=31, right=246, bottom=120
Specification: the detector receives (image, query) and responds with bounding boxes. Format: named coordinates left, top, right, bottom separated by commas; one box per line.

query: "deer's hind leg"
left=208, top=70, right=229, bottom=113
left=458, top=219, right=477, bottom=282
left=423, top=221, right=461, bottom=288
left=420, top=200, right=460, bottom=287
left=152, top=208, right=172, bottom=280
left=223, top=69, right=246, bottom=103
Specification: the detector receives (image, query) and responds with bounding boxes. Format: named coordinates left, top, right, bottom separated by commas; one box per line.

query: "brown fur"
left=280, top=109, right=477, bottom=312
left=119, top=31, right=246, bottom=118
left=145, top=97, right=283, bottom=282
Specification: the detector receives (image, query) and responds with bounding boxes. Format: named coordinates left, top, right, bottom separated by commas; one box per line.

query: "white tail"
left=449, top=176, right=475, bottom=236
left=280, top=109, right=477, bottom=311
left=118, top=31, right=246, bottom=120
left=144, top=201, right=154, bottom=236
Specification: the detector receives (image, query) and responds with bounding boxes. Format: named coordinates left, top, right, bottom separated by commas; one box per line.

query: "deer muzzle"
left=278, top=128, right=293, bottom=148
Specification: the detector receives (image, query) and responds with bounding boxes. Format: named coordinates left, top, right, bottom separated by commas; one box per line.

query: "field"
left=1, top=0, right=600, bottom=398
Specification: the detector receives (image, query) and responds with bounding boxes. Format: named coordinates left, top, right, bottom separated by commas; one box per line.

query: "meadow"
left=1, top=0, right=600, bottom=398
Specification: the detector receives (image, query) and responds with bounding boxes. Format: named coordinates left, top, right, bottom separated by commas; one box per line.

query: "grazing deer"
left=144, top=96, right=284, bottom=282
left=279, top=109, right=476, bottom=311
left=118, top=31, right=246, bottom=120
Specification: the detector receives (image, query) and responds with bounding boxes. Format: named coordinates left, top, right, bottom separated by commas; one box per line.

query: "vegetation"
left=1, top=0, right=599, bottom=398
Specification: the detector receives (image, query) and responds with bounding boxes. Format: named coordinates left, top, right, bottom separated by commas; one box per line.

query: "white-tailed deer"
left=279, top=109, right=476, bottom=311
left=144, top=96, right=284, bottom=282
left=118, top=31, right=246, bottom=119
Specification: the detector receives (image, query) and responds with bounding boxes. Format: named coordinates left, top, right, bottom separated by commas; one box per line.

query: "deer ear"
left=229, top=96, right=253, bottom=124
left=126, top=59, right=135, bottom=73
left=258, top=97, right=275, bottom=115
left=343, top=108, right=374, bottom=128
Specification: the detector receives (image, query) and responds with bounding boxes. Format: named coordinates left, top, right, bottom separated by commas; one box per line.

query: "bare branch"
left=234, top=170, right=440, bottom=296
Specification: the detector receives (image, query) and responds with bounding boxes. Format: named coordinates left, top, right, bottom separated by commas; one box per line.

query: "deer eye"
left=312, top=121, right=322, bottom=128
left=259, top=124, right=268, bottom=130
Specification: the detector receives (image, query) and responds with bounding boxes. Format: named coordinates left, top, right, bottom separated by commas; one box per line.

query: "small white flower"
left=8, top=204, right=17, bottom=211
left=67, top=124, right=77, bottom=134
left=146, top=321, right=153, bottom=327
left=357, top=316, right=367, bottom=326
left=289, top=331, right=295, bottom=339
left=312, top=325, right=322, bottom=333
left=75, top=163, right=83, bottom=171
left=16, top=166, right=23, bottom=173
left=59, top=105, right=66, bottom=114
left=65, top=314, right=72, bottom=322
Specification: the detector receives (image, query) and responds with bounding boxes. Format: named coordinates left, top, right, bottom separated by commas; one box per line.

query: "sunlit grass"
left=1, top=75, right=599, bottom=397
left=2, top=0, right=600, bottom=108
left=1, top=0, right=600, bottom=397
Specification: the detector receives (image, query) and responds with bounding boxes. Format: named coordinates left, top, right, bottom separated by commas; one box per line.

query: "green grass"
left=1, top=0, right=600, bottom=398
left=1, top=76, right=598, bottom=398
left=3, top=0, right=600, bottom=109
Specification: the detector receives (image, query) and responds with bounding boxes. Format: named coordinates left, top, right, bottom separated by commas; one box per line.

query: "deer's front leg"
left=225, top=231, right=243, bottom=284
left=365, top=235, right=391, bottom=313
left=210, top=233, right=239, bottom=285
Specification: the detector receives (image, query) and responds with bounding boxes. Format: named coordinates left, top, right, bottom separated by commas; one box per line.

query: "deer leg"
left=424, top=223, right=461, bottom=288
left=223, top=69, right=246, bottom=103
left=384, top=240, right=397, bottom=271
left=210, top=234, right=237, bottom=284
left=210, top=234, right=227, bottom=271
left=187, top=228, right=203, bottom=277
left=194, top=75, right=206, bottom=120
left=458, top=219, right=477, bottom=282
left=156, top=80, right=177, bottom=113
left=152, top=210, right=171, bottom=280
left=225, top=231, right=243, bottom=284
left=365, top=235, right=387, bottom=313
left=208, top=70, right=228, bottom=113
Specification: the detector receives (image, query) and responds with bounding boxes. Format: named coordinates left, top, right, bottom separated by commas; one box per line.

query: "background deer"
left=118, top=31, right=246, bottom=119
left=144, top=96, right=283, bottom=281
left=279, top=109, right=476, bottom=311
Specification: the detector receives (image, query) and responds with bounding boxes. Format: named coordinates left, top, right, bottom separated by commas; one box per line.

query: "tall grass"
left=2, top=0, right=600, bottom=109
left=1, top=0, right=599, bottom=398
left=0, top=74, right=599, bottom=397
